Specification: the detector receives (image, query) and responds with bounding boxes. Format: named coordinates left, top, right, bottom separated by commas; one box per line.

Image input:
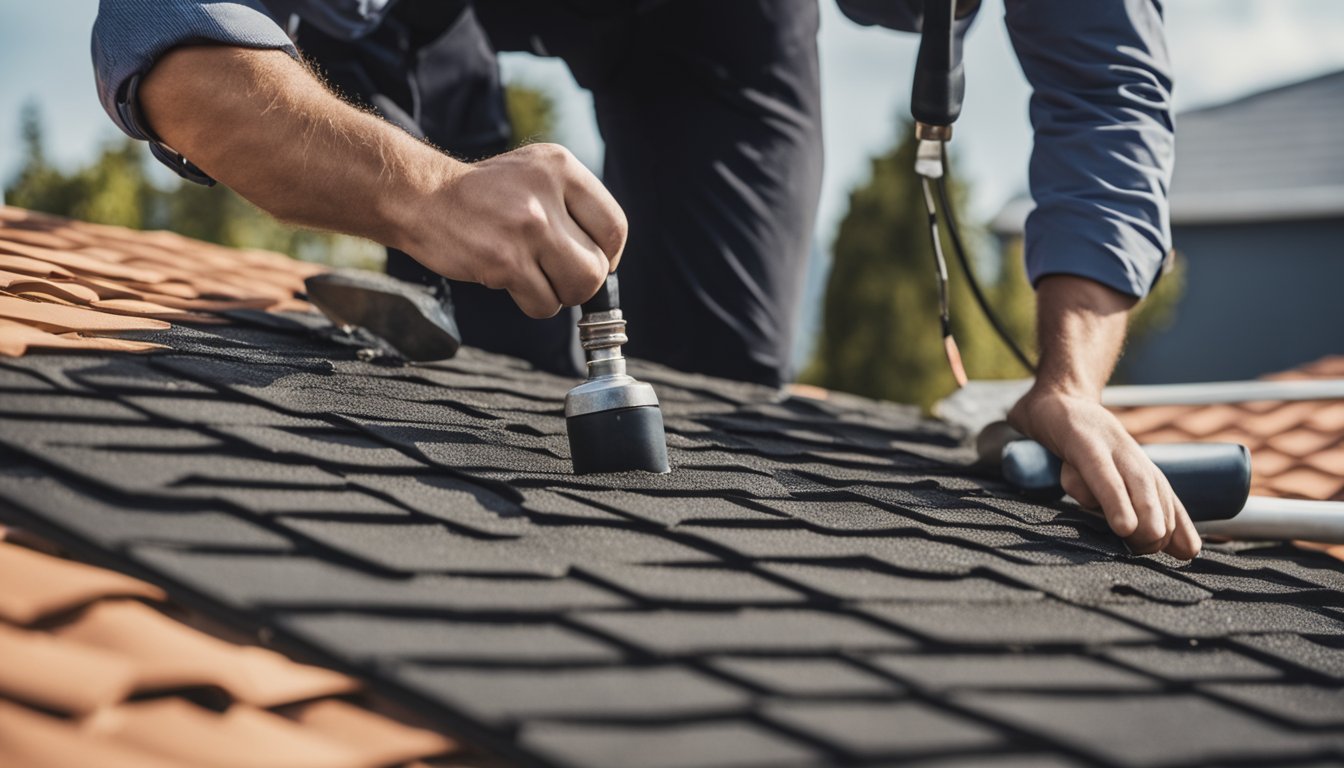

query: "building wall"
left=1118, top=217, right=1344, bottom=384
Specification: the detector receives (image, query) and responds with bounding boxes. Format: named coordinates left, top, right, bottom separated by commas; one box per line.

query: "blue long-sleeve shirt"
left=92, top=0, right=1174, bottom=300
left=839, top=0, right=1175, bottom=298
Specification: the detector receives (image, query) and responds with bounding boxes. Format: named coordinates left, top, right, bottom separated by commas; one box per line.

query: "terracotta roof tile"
left=1307, top=402, right=1344, bottom=432
left=0, top=319, right=169, bottom=356
left=0, top=624, right=138, bottom=715
left=0, top=699, right=189, bottom=768
left=0, top=538, right=165, bottom=624
left=1168, top=404, right=1244, bottom=437
left=0, top=537, right=461, bottom=768
left=52, top=599, right=359, bottom=707
left=0, top=293, right=170, bottom=332
left=1267, top=355, right=1344, bottom=380
left=1264, top=467, right=1344, bottom=501
left=0, top=239, right=168, bottom=283
left=0, top=205, right=323, bottom=357
left=1114, top=357, right=1344, bottom=504
left=92, top=699, right=374, bottom=768
left=278, top=699, right=457, bottom=766
left=1264, top=429, right=1339, bottom=459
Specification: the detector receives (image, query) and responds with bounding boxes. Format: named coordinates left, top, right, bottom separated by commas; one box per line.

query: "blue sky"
left=4, top=0, right=1344, bottom=243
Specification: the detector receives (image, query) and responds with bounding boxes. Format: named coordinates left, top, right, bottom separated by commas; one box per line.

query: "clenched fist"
left=401, top=143, right=628, bottom=318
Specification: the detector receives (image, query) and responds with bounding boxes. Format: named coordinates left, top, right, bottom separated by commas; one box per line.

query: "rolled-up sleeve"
left=1006, top=0, right=1174, bottom=298
left=92, top=0, right=298, bottom=179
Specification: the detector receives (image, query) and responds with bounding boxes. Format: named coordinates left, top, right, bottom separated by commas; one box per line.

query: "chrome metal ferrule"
left=915, top=122, right=953, bottom=142
left=577, top=309, right=630, bottom=378
left=565, top=307, right=661, bottom=417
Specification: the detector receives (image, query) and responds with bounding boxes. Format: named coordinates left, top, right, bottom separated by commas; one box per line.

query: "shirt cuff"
left=1024, top=205, right=1167, bottom=299
left=93, top=0, right=299, bottom=183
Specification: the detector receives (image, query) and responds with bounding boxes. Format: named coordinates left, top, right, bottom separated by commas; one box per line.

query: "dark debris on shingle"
left=1, top=321, right=1342, bottom=768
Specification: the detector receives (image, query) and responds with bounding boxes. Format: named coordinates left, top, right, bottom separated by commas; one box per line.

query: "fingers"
left=506, top=255, right=564, bottom=319
left=1059, top=463, right=1099, bottom=509
left=1070, top=451, right=1139, bottom=540
left=1010, top=391, right=1199, bottom=563
left=1071, top=448, right=1201, bottom=560
left=560, top=154, right=628, bottom=271
left=1167, top=490, right=1203, bottom=561
left=1112, top=449, right=1170, bottom=554
left=539, top=213, right=610, bottom=307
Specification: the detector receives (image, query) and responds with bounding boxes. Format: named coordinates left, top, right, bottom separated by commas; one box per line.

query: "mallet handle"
left=1001, top=440, right=1251, bottom=522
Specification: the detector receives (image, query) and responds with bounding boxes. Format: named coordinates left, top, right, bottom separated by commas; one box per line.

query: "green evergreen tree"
left=803, top=122, right=1185, bottom=406
left=6, top=101, right=84, bottom=217
left=505, top=83, right=556, bottom=148
left=802, top=124, right=1035, bottom=409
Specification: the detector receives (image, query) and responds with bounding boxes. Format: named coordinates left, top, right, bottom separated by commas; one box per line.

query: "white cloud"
left=1168, top=0, right=1344, bottom=110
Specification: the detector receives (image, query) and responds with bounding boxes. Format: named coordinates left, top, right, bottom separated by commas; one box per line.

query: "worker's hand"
left=405, top=143, right=627, bottom=319
left=1009, top=388, right=1202, bottom=560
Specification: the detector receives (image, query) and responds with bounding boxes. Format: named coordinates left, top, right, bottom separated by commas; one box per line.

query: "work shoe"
left=305, top=269, right=461, bottom=361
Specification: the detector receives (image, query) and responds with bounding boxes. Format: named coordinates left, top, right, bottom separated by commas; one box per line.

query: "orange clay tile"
left=278, top=699, right=457, bottom=767
left=52, top=599, right=359, bottom=708
left=0, top=270, right=102, bottom=303
left=1264, top=466, right=1344, bottom=501
left=91, top=699, right=376, bottom=768
left=1264, top=429, right=1340, bottom=459
left=0, top=295, right=171, bottom=333
left=0, top=700, right=190, bottom=768
left=1307, top=402, right=1344, bottom=433
left=1, top=205, right=327, bottom=357
left=0, top=536, right=165, bottom=624
left=0, top=624, right=138, bottom=715
left=0, top=538, right=462, bottom=768
left=1168, top=404, right=1244, bottom=438
left=1113, top=356, right=1344, bottom=504
left=0, top=320, right=169, bottom=357
left=0, top=240, right=167, bottom=283
left=0, top=252, right=77, bottom=279
left=1238, top=401, right=1329, bottom=438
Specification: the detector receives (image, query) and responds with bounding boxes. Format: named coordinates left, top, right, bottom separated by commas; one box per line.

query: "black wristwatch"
left=116, top=71, right=216, bottom=186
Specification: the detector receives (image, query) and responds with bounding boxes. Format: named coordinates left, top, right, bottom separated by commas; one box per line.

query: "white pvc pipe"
left=1197, top=497, right=1344, bottom=544
left=1103, top=379, right=1344, bottom=407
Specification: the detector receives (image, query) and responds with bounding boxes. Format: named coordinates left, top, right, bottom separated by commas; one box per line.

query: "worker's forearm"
left=1029, top=275, right=1137, bottom=400
left=139, top=45, right=451, bottom=252
left=1007, top=274, right=1199, bottom=560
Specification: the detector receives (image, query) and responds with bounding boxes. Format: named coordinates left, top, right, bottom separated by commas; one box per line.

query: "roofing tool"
left=565, top=274, right=670, bottom=475
left=911, top=0, right=1035, bottom=386
left=998, top=438, right=1252, bottom=522
left=979, top=424, right=1344, bottom=543
left=305, top=270, right=461, bottom=361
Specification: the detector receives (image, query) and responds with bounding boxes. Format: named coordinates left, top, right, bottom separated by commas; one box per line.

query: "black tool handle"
left=912, top=0, right=965, bottom=127
left=1001, top=440, right=1251, bottom=522
left=582, top=274, right=620, bottom=315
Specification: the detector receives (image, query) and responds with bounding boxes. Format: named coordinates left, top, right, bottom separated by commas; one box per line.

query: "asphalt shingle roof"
left=1, top=210, right=1343, bottom=767
left=1171, top=70, right=1344, bottom=199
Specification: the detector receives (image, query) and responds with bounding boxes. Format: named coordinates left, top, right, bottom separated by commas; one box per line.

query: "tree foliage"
left=803, top=123, right=1183, bottom=407
left=505, top=83, right=556, bottom=149
left=802, top=124, right=1036, bottom=409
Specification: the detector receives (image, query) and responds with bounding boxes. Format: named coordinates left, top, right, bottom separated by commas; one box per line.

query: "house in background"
left=991, top=70, right=1344, bottom=384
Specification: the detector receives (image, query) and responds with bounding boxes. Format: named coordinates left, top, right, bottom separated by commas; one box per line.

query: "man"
left=91, top=0, right=1199, bottom=560
left=93, top=0, right=822, bottom=385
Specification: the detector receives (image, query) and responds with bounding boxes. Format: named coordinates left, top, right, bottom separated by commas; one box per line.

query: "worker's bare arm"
left=1008, top=276, right=1201, bottom=561
left=139, top=45, right=625, bottom=318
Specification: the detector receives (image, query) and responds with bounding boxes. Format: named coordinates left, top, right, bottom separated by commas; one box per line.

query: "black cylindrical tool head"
left=567, top=405, right=669, bottom=475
